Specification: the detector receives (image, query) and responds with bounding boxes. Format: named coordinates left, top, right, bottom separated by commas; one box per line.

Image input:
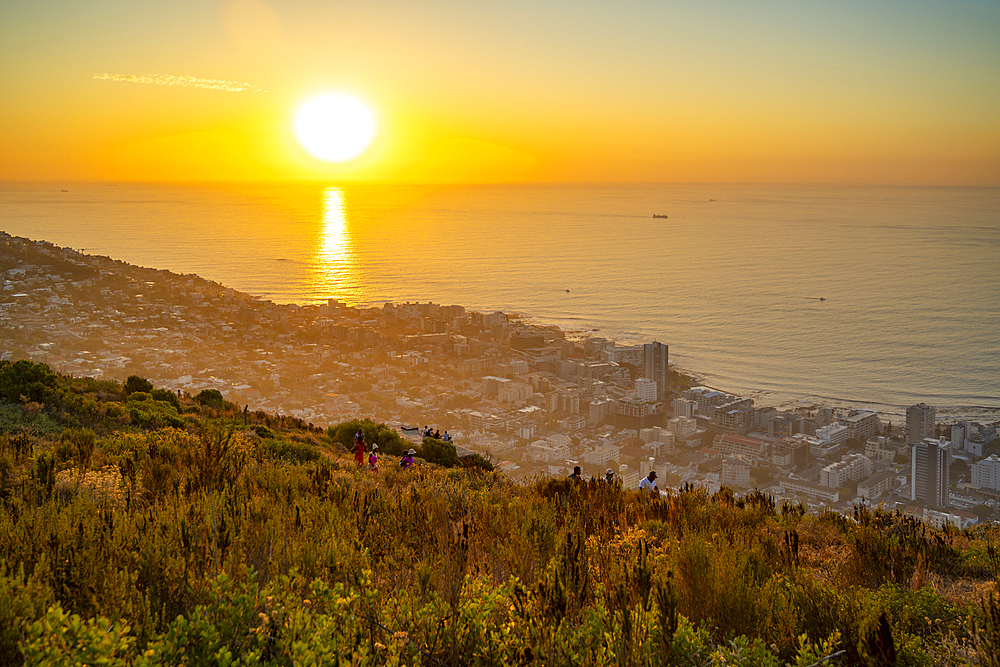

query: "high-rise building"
left=642, top=341, right=669, bottom=401
left=906, top=403, right=936, bottom=445
left=911, top=438, right=951, bottom=508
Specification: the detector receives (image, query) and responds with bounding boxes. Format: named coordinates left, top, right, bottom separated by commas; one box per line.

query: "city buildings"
left=815, top=423, right=850, bottom=447
left=858, top=471, right=900, bottom=500
left=819, top=454, right=872, bottom=488
left=843, top=410, right=881, bottom=441
left=672, top=398, right=697, bottom=418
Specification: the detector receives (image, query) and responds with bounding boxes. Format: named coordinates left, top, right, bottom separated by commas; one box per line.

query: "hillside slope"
left=1, top=360, right=998, bottom=666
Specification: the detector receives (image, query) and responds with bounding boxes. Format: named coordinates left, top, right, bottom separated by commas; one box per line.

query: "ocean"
left=2, top=181, right=998, bottom=422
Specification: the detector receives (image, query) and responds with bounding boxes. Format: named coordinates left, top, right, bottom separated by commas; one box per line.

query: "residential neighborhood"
left=3, top=232, right=999, bottom=526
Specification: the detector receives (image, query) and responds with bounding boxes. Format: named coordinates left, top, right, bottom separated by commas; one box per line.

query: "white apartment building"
left=509, top=359, right=530, bottom=376
left=581, top=444, right=619, bottom=467
left=972, top=454, right=1000, bottom=492
left=634, top=378, right=657, bottom=402
left=785, top=433, right=840, bottom=460
left=712, top=434, right=770, bottom=462
left=481, top=376, right=510, bottom=398
left=498, top=381, right=532, bottom=404
left=865, top=436, right=897, bottom=462
left=672, top=398, right=697, bottom=418
left=819, top=454, right=873, bottom=488
left=666, top=416, right=698, bottom=439
left=589, top=397, right=617, bottom=424
left=844, top=410, right=881, bottom=441
left=779, top=478, right=840, bottom=503
left=815, top=423, right=850, bottom=447
left=604, top=344, right=645, bottom=367
left=858, top=471, right=899, bottom=499
left=722, top=459, right=751, bottom=487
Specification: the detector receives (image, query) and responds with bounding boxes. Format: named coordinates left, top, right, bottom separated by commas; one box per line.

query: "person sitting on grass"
left=401, top=449, right=416, bottom=470
left=639, top=470, right=658, bottom=492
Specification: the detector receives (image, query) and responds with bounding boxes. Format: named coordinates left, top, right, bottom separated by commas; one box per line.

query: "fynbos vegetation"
left=1, top=359, right=998, bottom=665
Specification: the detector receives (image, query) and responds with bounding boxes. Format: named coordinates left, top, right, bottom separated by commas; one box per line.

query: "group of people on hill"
left=420, top=426, right=452, bottom=441
left=351, top=429, right=416, bottom=471
left=567, top=466, right=659, bottom=492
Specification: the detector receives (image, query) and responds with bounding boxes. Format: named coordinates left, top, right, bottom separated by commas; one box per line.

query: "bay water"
left=2, top=181, right=998, bottom=422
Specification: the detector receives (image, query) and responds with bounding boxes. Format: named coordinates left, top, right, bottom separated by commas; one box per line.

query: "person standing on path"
left=368, top=444, right=379, bottom=472
left=353, top=429, right=366, bottom=467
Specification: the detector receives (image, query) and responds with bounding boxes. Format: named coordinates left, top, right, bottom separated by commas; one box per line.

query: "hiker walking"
left=368, top=444, right=379, bottom=472
left=352, top=429, right=366, bottom=467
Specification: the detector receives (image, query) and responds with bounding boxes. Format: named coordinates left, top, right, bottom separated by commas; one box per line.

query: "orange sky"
left=1, top=0, right=998, bottom=185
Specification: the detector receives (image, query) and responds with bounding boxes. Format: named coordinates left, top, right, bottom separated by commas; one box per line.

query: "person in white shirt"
left=639, top=471, right=658, bottom=492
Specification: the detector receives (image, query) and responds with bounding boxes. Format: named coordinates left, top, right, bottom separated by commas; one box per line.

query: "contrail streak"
left=93, top=73, right=266, bottom=93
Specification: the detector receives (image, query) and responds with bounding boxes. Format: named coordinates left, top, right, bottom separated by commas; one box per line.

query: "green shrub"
left=123, top=375, right=153, bottom=396
left=419, top=436, right=459, bottom=467
left=194, top=389, right=225, bottom=409
left=127, top=391, right=152, bottom=402
left=21, top=603, right=133, bottom=667
left=150, top=389, right=181, bottom=411
left=464, top=453, right=494, bottom=472
left=265, top=438, right=321, bottom=463
left=127, top=400, right=185, bottom=430
left=0, top=562, right=55, bottom=665
left=0, top=360, right=58, bottom=404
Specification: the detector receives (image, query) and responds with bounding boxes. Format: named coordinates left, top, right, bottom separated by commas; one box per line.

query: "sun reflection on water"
left=308, top=187, right=359, bottom=303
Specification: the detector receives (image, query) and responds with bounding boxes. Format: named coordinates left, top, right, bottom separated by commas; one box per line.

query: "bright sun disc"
left=294, top=93, right=377, bottom=163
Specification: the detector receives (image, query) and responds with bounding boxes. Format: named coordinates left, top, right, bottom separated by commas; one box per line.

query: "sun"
left=293, top=93, right=377, bottom=163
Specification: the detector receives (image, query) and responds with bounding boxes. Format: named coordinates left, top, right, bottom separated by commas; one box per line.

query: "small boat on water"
left=652, top=214, right=668, bottom=219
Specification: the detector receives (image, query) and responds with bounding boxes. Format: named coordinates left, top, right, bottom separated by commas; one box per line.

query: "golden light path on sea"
left=308, top=187, right=360, bottom=302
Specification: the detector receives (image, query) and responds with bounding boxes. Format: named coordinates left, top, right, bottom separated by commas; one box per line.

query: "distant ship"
left=652, top=214, right=668, bottom=219
left=708, top=198, right=716, bottom=202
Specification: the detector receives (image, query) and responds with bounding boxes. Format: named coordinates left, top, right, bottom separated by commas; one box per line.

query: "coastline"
left=3, top=227, right=998, bottom=427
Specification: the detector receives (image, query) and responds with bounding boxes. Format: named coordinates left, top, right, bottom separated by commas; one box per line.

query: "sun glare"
left=294, top=93, right=377, bottom=163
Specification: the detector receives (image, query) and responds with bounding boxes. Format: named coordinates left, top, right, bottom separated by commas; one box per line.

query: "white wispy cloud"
left=93, top=73, right=266, bottom=93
